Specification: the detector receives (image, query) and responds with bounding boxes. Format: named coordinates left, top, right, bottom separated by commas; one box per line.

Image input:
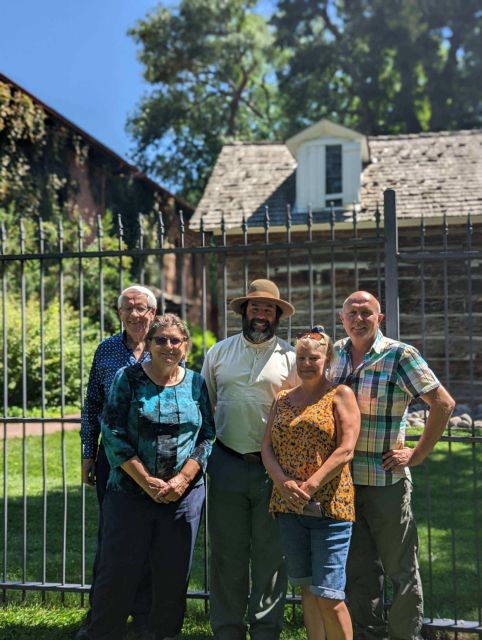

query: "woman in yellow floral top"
left=262, top=327, right=360, bottom=640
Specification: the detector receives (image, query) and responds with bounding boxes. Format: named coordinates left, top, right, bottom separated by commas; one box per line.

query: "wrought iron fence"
left=0, top=190, right=480, bottom=634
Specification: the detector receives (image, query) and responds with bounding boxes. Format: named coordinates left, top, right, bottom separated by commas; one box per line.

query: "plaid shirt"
left=329, top=330, right=440, bottom=486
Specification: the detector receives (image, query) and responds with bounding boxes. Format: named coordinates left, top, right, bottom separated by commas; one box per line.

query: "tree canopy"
left=274, top=0, right=482, bottom=136
left=128, top=0, right=482, bottom=204
left=128, top=0, right=284, bottom=204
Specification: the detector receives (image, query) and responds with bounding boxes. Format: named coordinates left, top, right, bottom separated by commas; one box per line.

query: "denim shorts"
left=277, top=512, right=352, bottom=600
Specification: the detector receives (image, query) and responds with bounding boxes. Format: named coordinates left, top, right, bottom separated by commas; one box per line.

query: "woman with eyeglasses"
left=262, top=327, right=360, bottom=640
left=85, top=313, right=215, bottom=640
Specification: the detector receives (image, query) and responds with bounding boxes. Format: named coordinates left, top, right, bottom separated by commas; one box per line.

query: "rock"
left=453, top=403, right=471, bottom=416
left=411, top=420, right=425, bottom=429
left=474, top=420, right=482, bottom=429
left=459, top=413, right=473, bottom=427
left=449, top=416, right=462, bottom=428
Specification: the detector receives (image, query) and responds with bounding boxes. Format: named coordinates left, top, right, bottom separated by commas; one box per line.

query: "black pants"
left=89, top=446, right=151, bottom=618
left=88, top=482, right=205, bottom=640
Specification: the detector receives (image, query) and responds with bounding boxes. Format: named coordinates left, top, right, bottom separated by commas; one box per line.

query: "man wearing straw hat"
left=202, top=279, right=298, bottom=640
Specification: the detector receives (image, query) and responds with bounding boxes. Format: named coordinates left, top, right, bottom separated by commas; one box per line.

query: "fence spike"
left=20, top=218, right=26, bottom=253
left=38, top=216, right=45, bottom=253
left=0, top=219, right=6, bottom=254
left=78, top=215, right=84, bottom=239
left=57, top=218, right=64, bottom=251
left=96, top=213, right=103, bottom=236
left=264, top=206, right=270, bottom=231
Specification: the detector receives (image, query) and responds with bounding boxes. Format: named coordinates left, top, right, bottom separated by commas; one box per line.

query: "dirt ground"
left=0, top=415, right=80, bottom=439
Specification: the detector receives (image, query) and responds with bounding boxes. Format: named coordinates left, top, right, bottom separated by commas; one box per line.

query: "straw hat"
left=229, top=279, right=295, bottom=319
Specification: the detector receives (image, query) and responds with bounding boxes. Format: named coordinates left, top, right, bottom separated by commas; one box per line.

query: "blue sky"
left=0, top=0, right=157, bottom=159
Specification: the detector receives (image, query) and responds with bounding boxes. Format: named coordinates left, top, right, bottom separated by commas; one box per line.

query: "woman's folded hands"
left=144, top=473, right=190, bottom=503
left=275, top=477, right=311, bottom=511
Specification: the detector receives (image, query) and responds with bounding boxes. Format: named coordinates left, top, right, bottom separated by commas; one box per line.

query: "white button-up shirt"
left=201, top=333, right=299, bottom=453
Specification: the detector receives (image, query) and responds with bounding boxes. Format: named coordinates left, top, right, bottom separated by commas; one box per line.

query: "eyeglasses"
left=119, top=305, right=152, bottom=316
left=151, top=336, right=185, bottom=347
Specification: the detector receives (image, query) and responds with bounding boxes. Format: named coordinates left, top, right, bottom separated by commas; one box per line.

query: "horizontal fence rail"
left=0, top=195, right=481, bottom=634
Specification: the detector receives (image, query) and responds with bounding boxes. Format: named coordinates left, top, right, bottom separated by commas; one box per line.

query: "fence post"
left=384, top=189, right=400, bottom=340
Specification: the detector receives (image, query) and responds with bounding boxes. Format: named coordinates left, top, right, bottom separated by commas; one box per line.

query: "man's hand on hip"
left=382, top=446, right=414, bottom=471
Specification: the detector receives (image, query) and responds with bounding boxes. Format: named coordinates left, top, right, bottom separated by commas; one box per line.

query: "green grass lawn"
left=0, top=429, right=481, bottom=638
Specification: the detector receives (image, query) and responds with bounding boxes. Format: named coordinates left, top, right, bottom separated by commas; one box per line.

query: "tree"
left=127, top=0, right=284, bottom=204
left=273, top=0, right=482, bottom=136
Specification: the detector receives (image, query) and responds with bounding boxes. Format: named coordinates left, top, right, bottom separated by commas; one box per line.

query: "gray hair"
left=146, top=314, right=192, bottom=353
left=117, top=285, right=157, bottom=310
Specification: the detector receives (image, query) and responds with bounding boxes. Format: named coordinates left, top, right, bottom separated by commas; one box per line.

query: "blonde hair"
left=296, top=330, right=333, bottom=365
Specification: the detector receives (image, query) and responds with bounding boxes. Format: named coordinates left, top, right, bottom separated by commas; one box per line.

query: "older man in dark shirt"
left=76, top=284, right=156, bottom=640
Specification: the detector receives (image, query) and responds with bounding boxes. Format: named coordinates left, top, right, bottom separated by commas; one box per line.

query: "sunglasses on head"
left=151, top=336, right=185, bottom=347
left=298, top=325, right=326, bottom=341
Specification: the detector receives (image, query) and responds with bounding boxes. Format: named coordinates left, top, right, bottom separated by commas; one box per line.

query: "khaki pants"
left=347, top=479, right=423, bottom=640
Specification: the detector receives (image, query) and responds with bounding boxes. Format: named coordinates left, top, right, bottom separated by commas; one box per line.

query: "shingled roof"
left=192, top=129, right=482, bottom=230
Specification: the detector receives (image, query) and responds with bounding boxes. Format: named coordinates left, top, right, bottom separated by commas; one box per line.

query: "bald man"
left=329, top=291, right=454, bottom=640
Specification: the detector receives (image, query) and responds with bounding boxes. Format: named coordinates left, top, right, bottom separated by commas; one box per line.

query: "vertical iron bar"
left=286, top=205, right=292, bottom=342
left=138, top=213, right=145, bottom=284
left=200, top=215, right=209, bottom=612
left=383, top=190, right=399, bottom=339
left=442, top=215, right=450, bottom=388
left=465, top=213, right=474, bottom=406
left=465, top=212, right=480, bottom=626
left=442, top=215, right=457, bottom=623
left=97, top=214, right=105, bottom=340
left=419, top=215, right=434, bottom=620
left=307, top=206, right=314, bottom=330
left=20, top=219, right=27, bottom=598
left=420, top=216, right=426, bottom=356
left=200, top=216, right=207, bottom=359
left=157, top=210, right=166, bottom=314
left=352, top=205, right=359, bottom=290
left=78, top=216, right=86, bottom=605
left=1, top=221, right=8, bottom=602
left=375, top=204, right=382, bottom=302
left=423, top=457, right=434, bottom=622
left=242, top=214, right=248, bottom=293
left=329, top=206, right=336, bottom=338
left=221, top=215, right=227, bottom=339
left=117, top=214, right=124, bottom=308
left=179, top=211, right=186, bottom=320
left=38, top=218, right=47, bottom=599
left=58, top=219, right=67, bottom=601
left=264, top=207, right=270, bottom=279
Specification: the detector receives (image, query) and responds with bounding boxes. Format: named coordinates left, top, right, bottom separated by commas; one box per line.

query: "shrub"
left=0, top=294, right=97, bottom=412
left=187, top=324, right=217, bottom=372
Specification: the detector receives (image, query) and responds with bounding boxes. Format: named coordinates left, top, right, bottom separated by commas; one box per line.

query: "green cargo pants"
left=347, top=479, right=424, bottom=640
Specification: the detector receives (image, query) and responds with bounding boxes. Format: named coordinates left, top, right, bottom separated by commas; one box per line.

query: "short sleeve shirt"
left=201, top=333, right=299, bottom=453
left=329, top=330, right=440, bottom=486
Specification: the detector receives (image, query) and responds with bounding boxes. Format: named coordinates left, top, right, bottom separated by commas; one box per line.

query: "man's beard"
left=242, top=315, right=278, bottom=344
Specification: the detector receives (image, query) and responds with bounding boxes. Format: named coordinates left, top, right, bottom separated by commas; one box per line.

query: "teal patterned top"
left=101, top=363, right=215, bottom=494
